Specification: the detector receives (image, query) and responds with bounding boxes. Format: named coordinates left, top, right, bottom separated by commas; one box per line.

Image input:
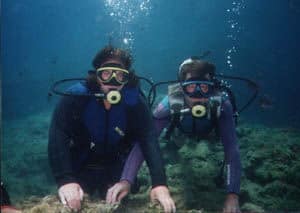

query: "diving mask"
left=181, top=79, right=214, bottom=98
left=97, top=63, right=130, bottom=85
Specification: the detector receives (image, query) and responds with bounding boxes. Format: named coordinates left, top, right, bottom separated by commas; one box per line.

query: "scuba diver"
left=1, top=182, right=22, bottom=213
left=120, top=57, right=247, bottom=213
left=48, top=45, right=176, bottom=213
left=153, top=58, right=241, bottom=213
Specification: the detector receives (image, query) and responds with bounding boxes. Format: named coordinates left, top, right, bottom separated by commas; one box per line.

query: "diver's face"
left=184, top=73, right=211, bottom=106
left=97, top=59, right=125, bottom=93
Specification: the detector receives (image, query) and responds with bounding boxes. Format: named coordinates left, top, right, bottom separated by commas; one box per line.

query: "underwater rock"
left=260, top=180, right=300, bottom=210
left=241, top=203, right=265, bottom=213
left=19, top=195, right=120, bottom=213
left=286, top=163, right=300, bottom=188
left=3, top=112, right=300, bottom=211
left=236, top=126, right=254, bottom=138
left=179, top=140, right=211, bottom=160
left=240, top=180, right=263, bottom=203
left=17, top=193, right=202, bottom=213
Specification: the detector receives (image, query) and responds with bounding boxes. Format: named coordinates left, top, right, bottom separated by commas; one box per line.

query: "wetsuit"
left=48, top=83, right=166, bottom=196
left=121, top=95, right=241, bottom=195
left=1, top=182, right=11, bottom=206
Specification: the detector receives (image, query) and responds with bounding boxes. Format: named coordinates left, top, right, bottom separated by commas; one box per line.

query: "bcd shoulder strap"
left=163, top=83, right=185, bottom=140
left=168, top=83, right=185, bottom=114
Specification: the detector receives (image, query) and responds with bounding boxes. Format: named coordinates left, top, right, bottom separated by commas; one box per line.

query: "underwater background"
left=1, top=0, right=300, bottom=212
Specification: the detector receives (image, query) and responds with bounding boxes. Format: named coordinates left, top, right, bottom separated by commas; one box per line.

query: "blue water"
left=2, top=0, right=300, bottom=128
left=1, top=0, right=299, bottom=127
left=1, top=0, right=300, bottom=209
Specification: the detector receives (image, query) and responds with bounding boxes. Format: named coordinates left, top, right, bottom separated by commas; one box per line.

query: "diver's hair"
left=178, top=59, right=215, bottom=81
left=92, top=45, right=133, bottom=69
left=86, top=71, right=99, bottom=92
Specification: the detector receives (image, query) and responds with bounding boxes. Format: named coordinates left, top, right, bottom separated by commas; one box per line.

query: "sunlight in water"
left=103, top=0, right=151, bottom=48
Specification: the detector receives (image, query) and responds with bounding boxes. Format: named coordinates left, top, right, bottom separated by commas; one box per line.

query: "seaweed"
left=2, top=112, right=300, bottom=211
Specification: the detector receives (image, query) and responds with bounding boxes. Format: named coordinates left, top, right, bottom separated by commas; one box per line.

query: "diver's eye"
left=115, top=71, right=125, bottom=81
left=185, top=84, right=197, bottom=93
left=200, top=84, right=209, bottom=93
left=99, top=70, right=113, bottom=81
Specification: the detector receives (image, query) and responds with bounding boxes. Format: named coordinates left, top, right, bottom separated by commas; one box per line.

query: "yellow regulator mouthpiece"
left=192, top=105, right=206, bottom=118
left=106, top=90, right=121, bottom=104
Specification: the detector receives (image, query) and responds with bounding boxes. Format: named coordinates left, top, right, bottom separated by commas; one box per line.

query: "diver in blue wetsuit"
left=122, top=58, right=242, bottom=213
left=48, top=46, right=176, bottom=213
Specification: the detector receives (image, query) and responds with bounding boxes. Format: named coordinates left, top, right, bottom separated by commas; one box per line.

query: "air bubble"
left=123, top=38, right=129, bottom=44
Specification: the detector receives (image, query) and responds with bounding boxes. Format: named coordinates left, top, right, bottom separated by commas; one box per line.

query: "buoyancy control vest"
left=63, top=82, right=140, bottom=171
left=163, top=83, right=230, bottom=141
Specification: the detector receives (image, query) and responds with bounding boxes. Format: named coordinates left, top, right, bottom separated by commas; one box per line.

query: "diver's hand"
left=223, top=193, right=240, bottom=213
left=1, top=206, right=22, bottom=213
left=58, top=183, right=84, bottom=212
left=150, top=185, right=176, bottom=213
left=106, top=180, right=131, bottom=204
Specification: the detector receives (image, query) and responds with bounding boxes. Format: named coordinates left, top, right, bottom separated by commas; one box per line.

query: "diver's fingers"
left=117, top=190, right=128, bottom=202
left=162, top=198, right=176, bottom=213
left=67, top=198, right=81, bottom=212
left=106, top=186, right=114, bottom=204
left=156, top=197, right=168, bottom=213
left=58, top=183, right=82, bottom=211
left=58, top=190, right=67, bottom=205
left=110, top=185, right=120, bottom=204
left=170, top=198, right=176, bottom=213
left=66, top=191, right=74, bottom=201
left=172, top=200, right=176, bottom=213
left=1, top=206, right=22, bottom=213
left=223, top=206, right=238, bottom=213
left=79, top=187, right=84, bottom=201
left=160, top=199, right=169, bottom=213
left=164, top=199, right=172, bottom=213
left=66, top=188, right=81, bottom=211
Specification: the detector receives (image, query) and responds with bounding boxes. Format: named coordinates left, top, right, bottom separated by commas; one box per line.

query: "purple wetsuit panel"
left=153, top=96, right=171, bottom=135
left=217, top=100, right=241, bottom=194
left=120, top=96, right=241, bottom=194
left=120, top=143, right=144, bottom=184
left=120, top=97, right=170, bottom=184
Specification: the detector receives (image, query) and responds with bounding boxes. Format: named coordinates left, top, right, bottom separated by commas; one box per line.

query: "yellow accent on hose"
left=106, top=90, right=121, bottom=104
left=192, top=105, right=206, bottom=118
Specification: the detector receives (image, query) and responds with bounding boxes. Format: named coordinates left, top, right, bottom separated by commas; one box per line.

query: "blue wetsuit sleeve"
left=130, top=96, right=167, bottom=187
left=48, top=96, right=78, bottom=188
left=217, top=100, right=241, bottom=195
